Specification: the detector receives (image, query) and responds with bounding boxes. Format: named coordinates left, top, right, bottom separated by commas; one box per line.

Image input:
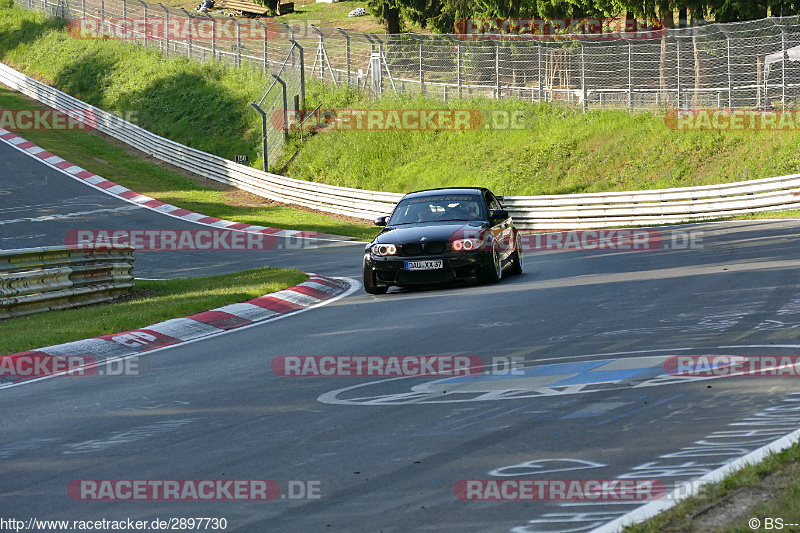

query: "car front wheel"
left=363, top=260, right=389, bottom=294
left=508, top=233, right=524, bottom=276
left=482, top=243, right=502, bottom=284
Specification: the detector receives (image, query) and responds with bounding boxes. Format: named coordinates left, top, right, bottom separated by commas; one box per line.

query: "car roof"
left=401, top=188, right=488, bottom=200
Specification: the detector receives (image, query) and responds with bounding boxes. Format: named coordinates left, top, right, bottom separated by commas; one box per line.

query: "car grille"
left=399, top=241, right=448, bottom=256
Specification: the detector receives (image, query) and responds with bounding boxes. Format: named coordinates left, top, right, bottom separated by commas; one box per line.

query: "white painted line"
left=591, top=399, right=800, bottom=532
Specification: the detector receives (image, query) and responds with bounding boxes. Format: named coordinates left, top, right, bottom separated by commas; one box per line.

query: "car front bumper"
left=365, top=252, right=490, bottom=286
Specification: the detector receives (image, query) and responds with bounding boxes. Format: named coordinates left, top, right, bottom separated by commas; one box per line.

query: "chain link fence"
left=252, top=42, right=304, bottom=170
left=13, top=0, right=800, bottom=112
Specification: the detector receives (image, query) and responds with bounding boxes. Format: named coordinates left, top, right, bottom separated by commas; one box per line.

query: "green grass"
left=0, top=266, right=308, bottom=355
left=0, top=86, right=378, bottom=240
left=627, top=442, right=800, bottom=532
left=285, top=93, right=800, bottom=197
left=4, top=0, right=800, bottom=202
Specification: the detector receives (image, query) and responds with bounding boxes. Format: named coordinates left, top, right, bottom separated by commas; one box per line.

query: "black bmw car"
left=362, top=188, right=524, bottom=294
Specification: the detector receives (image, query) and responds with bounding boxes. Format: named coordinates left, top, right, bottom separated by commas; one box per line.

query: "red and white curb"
left=0, top=274, right=355, bottom=388
left=0, top=128, right=332, bottom=240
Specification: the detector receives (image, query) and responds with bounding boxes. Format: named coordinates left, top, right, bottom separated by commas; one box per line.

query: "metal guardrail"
left=2, top=61, right=800, bottom=228
left=0, top=246, right=135, bottom=318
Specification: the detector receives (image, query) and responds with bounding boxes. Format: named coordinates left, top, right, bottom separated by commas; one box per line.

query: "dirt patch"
left=668, top=462, right=800, bottom=532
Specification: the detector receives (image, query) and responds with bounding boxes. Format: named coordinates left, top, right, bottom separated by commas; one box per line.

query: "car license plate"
left=405, top=260, right=443, bottom=271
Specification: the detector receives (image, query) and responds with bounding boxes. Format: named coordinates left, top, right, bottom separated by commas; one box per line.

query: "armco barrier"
left=2, top=61, right=800, bottom=229
left=0, top=246, right=135, bottom=318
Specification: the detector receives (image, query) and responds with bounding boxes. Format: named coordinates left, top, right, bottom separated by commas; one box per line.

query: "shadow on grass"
left=112, top=69, right=257, bottom=161
left=0, top=8, right=65, bottom=59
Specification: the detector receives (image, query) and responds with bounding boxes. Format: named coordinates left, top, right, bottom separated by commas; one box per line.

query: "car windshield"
left=388, top=195, right=486, bottom=225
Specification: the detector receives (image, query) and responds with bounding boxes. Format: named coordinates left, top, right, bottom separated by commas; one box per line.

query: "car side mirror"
left=374, top=216, right=388, bottom=226
left=489, top=209, right=508, bottom=221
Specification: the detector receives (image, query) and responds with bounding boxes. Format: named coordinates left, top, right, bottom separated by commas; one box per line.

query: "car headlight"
left=451, top=238, right=484, bottom=251
left=372, top=243, right=398, bottom=256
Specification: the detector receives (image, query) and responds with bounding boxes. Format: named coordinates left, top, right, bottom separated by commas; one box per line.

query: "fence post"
left=780, top=24, right=786, bottom=110
left=336, top=28, right=351, bottom=84
left=137, top=0, right=147, bottom=46
left=581, top=43, right=586, bottom=113
left=288, top=40, right=305, bottom=108
left=457, top=39, right=462, bottom=99
left=251, top=103, right=268, bottom=171
left=419, top=37, right=425, bottom=94
left=676, top=36, right=681, bottom=108
left=724, top=30, right=732, bottom=109
left=495, top=40, right=501, bottom=99
left=211, top=16, right=216, bottom=60
left=408, top=34, right=424, bottom=95
left=280, top=23, right=295, bottom=67
left=157, top=3, right=169, bottom=56
left=82, top=0, right=85, bottom=21
left=310, top=24, right=326, bottom=81
left=101, top=0, right=104, bottom=25
left=180, top=9, right=192, bottom=59
left=272, top=75, right=289, bottom=141
left=253, top=20, right=268, bottom=71
left=537, top=42, right=542, bottom=102
left=122, top=0, right=126, bottom=22
left=628, top=40, right=633, bottom=111
left=236, top=19, right=241, bottom=68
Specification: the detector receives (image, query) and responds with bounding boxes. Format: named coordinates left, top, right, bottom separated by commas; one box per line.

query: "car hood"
left=372, top=221, right=487, bottom=245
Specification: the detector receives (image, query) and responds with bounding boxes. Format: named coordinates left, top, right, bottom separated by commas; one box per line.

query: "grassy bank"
left=3, top=0, right=800, bottom=201
left=0, top=267, right=307, bottom=355
left=629, top=441, right=800, bottom=532
left=0, top=86, right=377, bottom=239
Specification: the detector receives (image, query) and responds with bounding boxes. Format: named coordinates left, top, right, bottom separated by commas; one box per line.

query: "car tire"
left=363, top=261, right=389, bottom=294
left=482, top=242, right=502, bottom=284
left=508, top=233, right=524, bottom=276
